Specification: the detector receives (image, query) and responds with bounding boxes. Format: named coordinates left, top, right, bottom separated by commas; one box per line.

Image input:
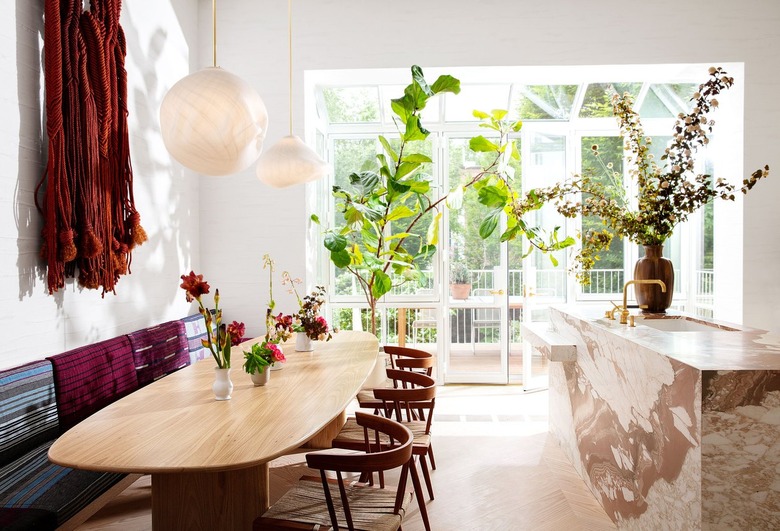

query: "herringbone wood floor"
left=78, top=385, right=616, bottom=530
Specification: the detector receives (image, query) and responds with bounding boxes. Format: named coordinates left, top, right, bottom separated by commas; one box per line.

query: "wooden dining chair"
left=254, top=412, right=414, bottom=531
left=356, top=346, right=434, bottom=413
left=384, top=346, right=434, bottom=374
left=334, top=370, right=437, bottom=531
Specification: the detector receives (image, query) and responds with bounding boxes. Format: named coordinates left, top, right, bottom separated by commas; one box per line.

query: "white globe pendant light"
left=159, top=0, right=267, bottom=177
left=257, top=0, right=326, bottom=188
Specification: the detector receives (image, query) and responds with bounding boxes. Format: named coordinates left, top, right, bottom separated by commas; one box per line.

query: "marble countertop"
left=551, top=305, right=780, bottom=371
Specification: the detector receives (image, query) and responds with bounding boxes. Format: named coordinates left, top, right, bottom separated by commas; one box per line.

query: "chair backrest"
left=127, top=320, right=190, bottom=387
left=383, top=345, right=434, bottom=376
left=374, top=370, right=436, bottom=428
left=394, top=356, right=434, bottom=375
left=0, top=360, right=59, bottom=466
left=305, top=412, right=413, bottom=531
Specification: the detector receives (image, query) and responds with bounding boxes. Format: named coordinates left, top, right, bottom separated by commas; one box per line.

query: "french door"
left=440, top=131, right=567, bottom=387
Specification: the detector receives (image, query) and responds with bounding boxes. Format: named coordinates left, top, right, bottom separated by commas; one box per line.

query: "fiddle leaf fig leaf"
left=331, top=249, right=351, bottom=268
left=447, top=185, right=464, bottom=209
left=395, top=161, right=421, bottom=180
left=500, top=225, right=520, bottom=242
left=386, top=205, right=415, bottom=222
left=404, top=115, right=429, bottom=142
left=391, top=95, right=414, bottom=123
left=491, top=109, right=508, bottom=121
left=479, top=208, right=502, bottom=239
left=402, top=153, right=432, bottom=163
left=378, top=135, right=399, bottom=164
left=324, top=233, right=347, bottom=252
left=372, top=270, right=393, bottom=299
left=430, top=74, right=461, bottom=95
left=310, top=214, right=320, bottom=225
left=478, top=185, right=509, bottom=208
left=469, top=135, right=499, bottom=152
left=411, top=65, right=434, bottom=97
left=427, top=212, right=442, bottom=245
left=343, top=206, right=363, bottom=226
left=415, top=244, right=436, bottom=261
left=472, top=109, right=490, bottom=119
left=352, top=171, right=380, bottom=193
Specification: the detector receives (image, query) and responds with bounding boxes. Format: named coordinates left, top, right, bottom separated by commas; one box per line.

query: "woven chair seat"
left=261, top=476, right=412, bottom=531
left=334, top=418, right=431, bottom=448
left=357, top=388, right=384, bottom=409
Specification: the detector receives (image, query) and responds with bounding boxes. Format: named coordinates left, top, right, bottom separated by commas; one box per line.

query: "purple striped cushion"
left=127, top=320, right=190, bottom=387
left=47, top=337, right=138, bottom=432
left=0, top=361, right=58, bottom=467
left=182, top=312, right=216, bottom=365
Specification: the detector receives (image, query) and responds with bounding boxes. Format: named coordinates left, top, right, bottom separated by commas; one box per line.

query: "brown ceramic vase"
left=633, top=244, right=674, bottom=313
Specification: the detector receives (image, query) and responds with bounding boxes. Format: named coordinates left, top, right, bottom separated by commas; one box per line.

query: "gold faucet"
left=605, top=301, right=621, bottom=320
left=620, top=280, right=667, bottom=324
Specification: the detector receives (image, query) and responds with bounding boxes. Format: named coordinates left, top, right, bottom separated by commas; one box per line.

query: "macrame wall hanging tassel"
left=37, top=0, right=145, bottom=296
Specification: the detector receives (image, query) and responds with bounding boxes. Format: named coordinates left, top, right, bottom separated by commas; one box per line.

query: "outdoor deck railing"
left=334, top=267, right=717, bottom=344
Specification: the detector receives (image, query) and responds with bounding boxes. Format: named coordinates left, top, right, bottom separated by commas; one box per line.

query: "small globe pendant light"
left=256, top=0, right=327, bottom=188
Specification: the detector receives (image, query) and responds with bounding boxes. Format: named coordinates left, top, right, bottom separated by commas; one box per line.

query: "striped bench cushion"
left=182, top=312, right=216, bottom=365
left=127, top=320, right=190, bottom=387
left=0, top=361, right=58, bottom=467
left=47, top=336, right=138, bottom=432
left=0, top=507, right=57, bottom=530
left=0, top=440, right=125, bottom=527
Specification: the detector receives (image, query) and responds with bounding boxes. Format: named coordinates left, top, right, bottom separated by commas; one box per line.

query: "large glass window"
left=307, top=63, right=741, bottom=352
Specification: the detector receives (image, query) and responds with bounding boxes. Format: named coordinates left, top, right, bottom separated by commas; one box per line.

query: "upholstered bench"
left=0, top=360, right=133, bottom=530
left=128, top=319, right=191, bottom=387
left=0, top=316, right=198, bottom=529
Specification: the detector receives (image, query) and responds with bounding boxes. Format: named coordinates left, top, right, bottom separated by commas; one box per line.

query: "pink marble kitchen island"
left=527, top=306, right=780, bottom=530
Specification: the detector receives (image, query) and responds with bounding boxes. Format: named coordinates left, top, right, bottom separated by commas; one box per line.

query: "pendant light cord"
left=288, top=0, right=293, bottom=135
left=212, top=0, right=217, bottom=67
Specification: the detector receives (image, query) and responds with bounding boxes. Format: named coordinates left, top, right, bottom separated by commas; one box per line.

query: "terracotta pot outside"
left=449, top=283, right=472, bottom=300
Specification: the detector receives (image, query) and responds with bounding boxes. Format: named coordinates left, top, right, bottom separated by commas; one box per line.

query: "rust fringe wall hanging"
left=36, top=0, right=146, bottom=295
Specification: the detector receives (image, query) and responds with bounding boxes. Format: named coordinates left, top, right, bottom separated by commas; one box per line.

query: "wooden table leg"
left=152, top=464, right=269, bottom=530
left=302, top=410, right=346, bottom=449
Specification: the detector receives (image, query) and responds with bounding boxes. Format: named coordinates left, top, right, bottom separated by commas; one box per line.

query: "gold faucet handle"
left=619, top=308, right=630, bottom=325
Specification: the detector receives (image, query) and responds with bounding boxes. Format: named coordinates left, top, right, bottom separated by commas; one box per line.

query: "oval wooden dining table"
left=48, top=330, right=379, bottom=530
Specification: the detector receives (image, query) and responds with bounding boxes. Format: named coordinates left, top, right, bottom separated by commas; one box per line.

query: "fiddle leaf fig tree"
left=314, top=66, right=575, bottom=335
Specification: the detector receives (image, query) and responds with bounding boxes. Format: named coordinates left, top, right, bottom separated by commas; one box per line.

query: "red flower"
left=268, top=342, right=286, bottom=363
left=227, top=321, right=246, bottom=346
left=180, top=271, right=210, bottom=302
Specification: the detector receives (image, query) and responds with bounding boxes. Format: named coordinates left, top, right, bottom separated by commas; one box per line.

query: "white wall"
left=201, top=0, right=780, bottom=333
left=3, top=0, right=778, bottom=370
left=0, top=0, right=200, bottom=369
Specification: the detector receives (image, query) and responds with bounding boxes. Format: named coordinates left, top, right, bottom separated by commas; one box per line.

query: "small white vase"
left=212, top=367, right=233, bottom=400
left=295, top=332, right=314, bottom=352
left=251, top=368, right=270, bottom=386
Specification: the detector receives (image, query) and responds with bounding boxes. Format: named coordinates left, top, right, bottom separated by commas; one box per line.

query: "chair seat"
left=356, top=388, right=384, bottom=409
left=260, top=476, right=412, bottom=531
left=334, top=418, right=431, bottom=449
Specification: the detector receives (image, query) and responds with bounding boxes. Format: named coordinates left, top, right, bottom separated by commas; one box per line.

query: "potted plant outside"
left=449, top=261, right=472, bottom=300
